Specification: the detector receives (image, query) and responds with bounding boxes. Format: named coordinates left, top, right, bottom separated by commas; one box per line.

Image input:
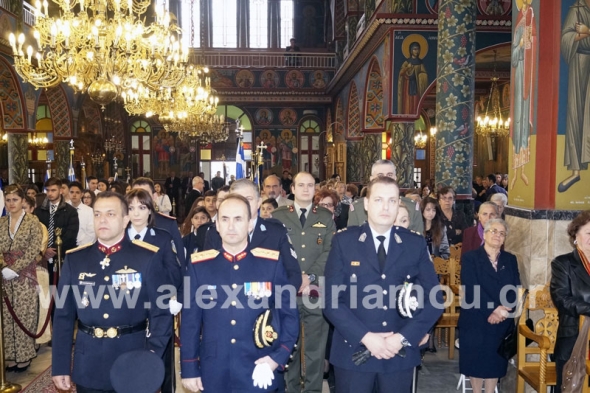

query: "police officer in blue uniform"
left=181, top=195, right=300, bottom=393
left=52, top=192, right=172, bottom=393
left=324, top=177, right=442, bottom=393
left=125, top=188, right=181, bottom=393
left=202, top=179, right=302, bottom=289
left=133, top=177, right=186, bottom=271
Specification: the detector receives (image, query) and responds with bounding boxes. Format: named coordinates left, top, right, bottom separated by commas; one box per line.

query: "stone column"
left=268, top=0, right=281, bottom=49
left=7, top=133, right=28, bottom=185
left=237, top=0, right=250, bottom=48
left=434, top=0, right=477, bottom=197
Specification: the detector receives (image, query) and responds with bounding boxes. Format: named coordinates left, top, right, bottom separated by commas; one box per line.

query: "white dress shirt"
left=369, top=226, right=390, bottom=254
left=70, top=202, right=96, bottom=246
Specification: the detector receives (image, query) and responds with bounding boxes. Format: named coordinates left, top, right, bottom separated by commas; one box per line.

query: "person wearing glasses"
left=458, top=218, right=521, bottom=393
left=82, top=189, right=96, bottom=207
left=437, top=186, right=468, bottom=245
left=314, top=188, right=347, bottom=230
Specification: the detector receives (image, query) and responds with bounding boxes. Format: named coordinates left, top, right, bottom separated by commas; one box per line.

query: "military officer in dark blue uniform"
left=52, top=192, right=172, bottom=393
left=324, top=176, right=443, bottom=393
left=181, top=195, right=300, bottom=393
left=201, top=179, right=302, bottom=289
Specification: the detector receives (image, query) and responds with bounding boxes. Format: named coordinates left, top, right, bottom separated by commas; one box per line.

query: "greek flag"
left=236, top=140, right=246, bottom=179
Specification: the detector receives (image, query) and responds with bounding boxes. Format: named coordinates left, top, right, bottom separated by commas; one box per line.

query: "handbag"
left=561, top=316, right=590, bottom=393
left=497, top=289, right=531, bottom=360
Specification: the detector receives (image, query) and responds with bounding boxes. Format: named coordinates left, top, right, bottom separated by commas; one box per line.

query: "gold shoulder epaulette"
left=337, top=228, right=348, bottom=233
left=251, top=247, right=280, bottom=261
left=191, top=249, right=220, bottom=263
left=410, top=230, right=422, bottom=236
left=66, top=242, right=94, bottom=254
left=132, top=239, right=160, bottom=253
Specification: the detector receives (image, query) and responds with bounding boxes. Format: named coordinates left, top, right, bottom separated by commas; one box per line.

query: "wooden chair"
left=516, top=284, right=558, bottom=393
left=432, top=257, right=461, bottom=359
left=450, top=243, right=462, bottom=261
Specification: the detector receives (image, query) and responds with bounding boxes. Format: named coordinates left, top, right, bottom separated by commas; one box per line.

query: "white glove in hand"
left=169, top=299, right=183, bottom=315
left=252, top=363, right=274, bottom=389
left=2, top=267, right=19, bottom=280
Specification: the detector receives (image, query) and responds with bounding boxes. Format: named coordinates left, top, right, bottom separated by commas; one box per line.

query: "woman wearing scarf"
left=461, top=202, right=499, bottom=257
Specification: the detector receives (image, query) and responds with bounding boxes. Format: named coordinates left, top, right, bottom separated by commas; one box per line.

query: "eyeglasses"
left=486, top=228, right=506, bottom=237
left=319, top=202, right=334, bottom=208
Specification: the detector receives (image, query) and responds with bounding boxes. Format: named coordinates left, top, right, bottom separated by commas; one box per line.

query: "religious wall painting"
left=555, top=0, right=590, bottom=209
left=235, top=70, right=255, bottom=88
left=256, top=129, right=279, bottom=170
left=393, top=32, right=437, bottom=117
left=285, top=70, right=305, bottom=89
left=0, top=57, right=25, bottom=130
left=311, top=70, right=327, bottom=89
left=255, top=129, right=298, bottom=174
left=279, top=108, right=297, bottom=126
left=347, top=82, right=362, bottom=139
left=364, top=58, right=385, bottom=130
left=502, top=83, right=510, bottom=108
left=390, top=0, right=413, bottom=13
left=478, top=0, right=511, bottom=16
left=255, top=108, right=274, bottom=125
left=210, top=69, right=235, bottom=88
left=383, top=34, right=391, bottom=114
left=260, top=70, right=279, bottom=89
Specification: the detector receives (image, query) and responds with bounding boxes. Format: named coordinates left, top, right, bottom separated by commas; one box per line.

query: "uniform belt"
left=78, top=320, right=147, bottom=339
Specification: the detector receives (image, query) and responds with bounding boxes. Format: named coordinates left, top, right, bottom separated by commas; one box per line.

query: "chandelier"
left=29, top=132, right=49, bottom=148
left=475, top=50, right=510, bottom=138
left=414, top=131, right=427, bottom=149
left=167, top=114, right=228, bottom=143
left=8, top=0, right=188, bottom=108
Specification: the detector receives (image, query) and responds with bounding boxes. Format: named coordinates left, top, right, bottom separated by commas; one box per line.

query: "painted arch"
left=364, top=57, right=385, bottom=131
left=347, top=81, right=362, bottom=140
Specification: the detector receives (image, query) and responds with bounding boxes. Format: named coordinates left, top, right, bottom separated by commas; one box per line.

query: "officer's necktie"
left=134, top=234, right=141, bottom=240
left=299, top=208, right=307, bottom=227
left=48, top=204, right=56, bottom=248
left=377, top=235, right=387, bottom=271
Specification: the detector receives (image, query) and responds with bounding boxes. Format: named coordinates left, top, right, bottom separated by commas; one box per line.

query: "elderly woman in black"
left=459, top=218, right=521, bottom=393
left=550, top=210, right=590, bottom=393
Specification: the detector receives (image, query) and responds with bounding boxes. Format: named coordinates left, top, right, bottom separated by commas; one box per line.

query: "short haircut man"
left=133, top=177, right=156, bottom=194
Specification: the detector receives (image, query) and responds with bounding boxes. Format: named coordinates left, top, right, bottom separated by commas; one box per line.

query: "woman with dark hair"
left=154, top=182, right=172, bottom=216
left=1, top=185, right=43, bottom=372
left=421, top=197, right=450, bottom=259
left=313, top=188, right=347, bottom=229
left=82, top=189, right=96, bottom=207
left=437, top=186, right=468, bottom=245
left=181, top=206, right=211, bottom=255
left=25, top=185, right=39, bottom=201
left=109, top=181, right=125, bottom=195
left=550, top=210, right=590, bottom=393
left=97, top=179, right=109, bottom=192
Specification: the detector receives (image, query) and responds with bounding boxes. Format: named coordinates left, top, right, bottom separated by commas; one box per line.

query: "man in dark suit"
left=185, top=176, right=205, bottom=215
left=211, top=171, right=225, bottom=192
left=181, top=171, right=193, bottom=198
left=324, top=176, right=443, bottom=393
left=198, top=172, right=210, bottom=193
left=202, top=179, right=302, bottom=289
left=164, top=171, right=181, bottom=216
left=34, top=177, right=80, bottom=285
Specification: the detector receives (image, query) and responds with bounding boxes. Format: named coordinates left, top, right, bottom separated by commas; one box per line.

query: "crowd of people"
left=0, top=161, right=586, bottom=393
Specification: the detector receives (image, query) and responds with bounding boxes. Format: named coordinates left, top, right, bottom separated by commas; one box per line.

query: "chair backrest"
left=520, top=284, right=558, bottom=354
left=450, top=243, right=462, bottom=261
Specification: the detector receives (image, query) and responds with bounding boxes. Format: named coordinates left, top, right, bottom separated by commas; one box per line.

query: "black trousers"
left=161, top=335, right=175, bottom=393
left=334, top=366, right=413, bottom=393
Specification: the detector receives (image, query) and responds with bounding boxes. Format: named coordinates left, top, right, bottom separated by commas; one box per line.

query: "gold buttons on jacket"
left=104, top=294, right=110, bottom=300
left=301, top=258, right=306, bottom=262
left=382, top=321, right=387, bottom=327
left=381, top=274, right=386, bottom=279
left=301, top=232, right=305, bottom=235
left=103, top=313, right=109, bottom=319
left=231, top=320, right=236, bottom=325
left=104, top=276, right=109, bottom=282
left=231, top=301, right=237, bottom=306
left=232, top=283, right=237, bottom=289
left=302, top=244, right=306, bottom=248
left=231, top=339, right=236, bottom=344
left=234, top=265, right=239, bottom=270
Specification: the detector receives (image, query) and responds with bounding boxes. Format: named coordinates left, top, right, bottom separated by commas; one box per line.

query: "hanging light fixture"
left=414, top=131, right=427, bottom=149
left=476, top=50, right=510, bottom=138
left=28, top=132, right=49, bottom=148
left=8, top=0, right=189, bottom=108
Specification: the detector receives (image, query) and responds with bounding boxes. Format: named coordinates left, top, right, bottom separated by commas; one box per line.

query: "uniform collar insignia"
left=359, top=233, right=367, bottom=242
left=312, top=206, right=317, bottom=214
left=312, top=222, right=326, bottom=228
left=260, top=224, right=266, bottom=232
left=97, top=240, right=123, bottom=256
left=223, top=250, right=248, bottom=263
left=395, top=233, right=402, bottom=244
left=288, top=205, right=295, bottom=213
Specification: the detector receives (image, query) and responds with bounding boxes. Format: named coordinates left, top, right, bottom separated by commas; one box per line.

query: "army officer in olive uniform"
left=272, top=171, right=335, bottom=393
left=52, top=192, right=172, bottom=393
left=181, top=195, right=299, bottom=392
